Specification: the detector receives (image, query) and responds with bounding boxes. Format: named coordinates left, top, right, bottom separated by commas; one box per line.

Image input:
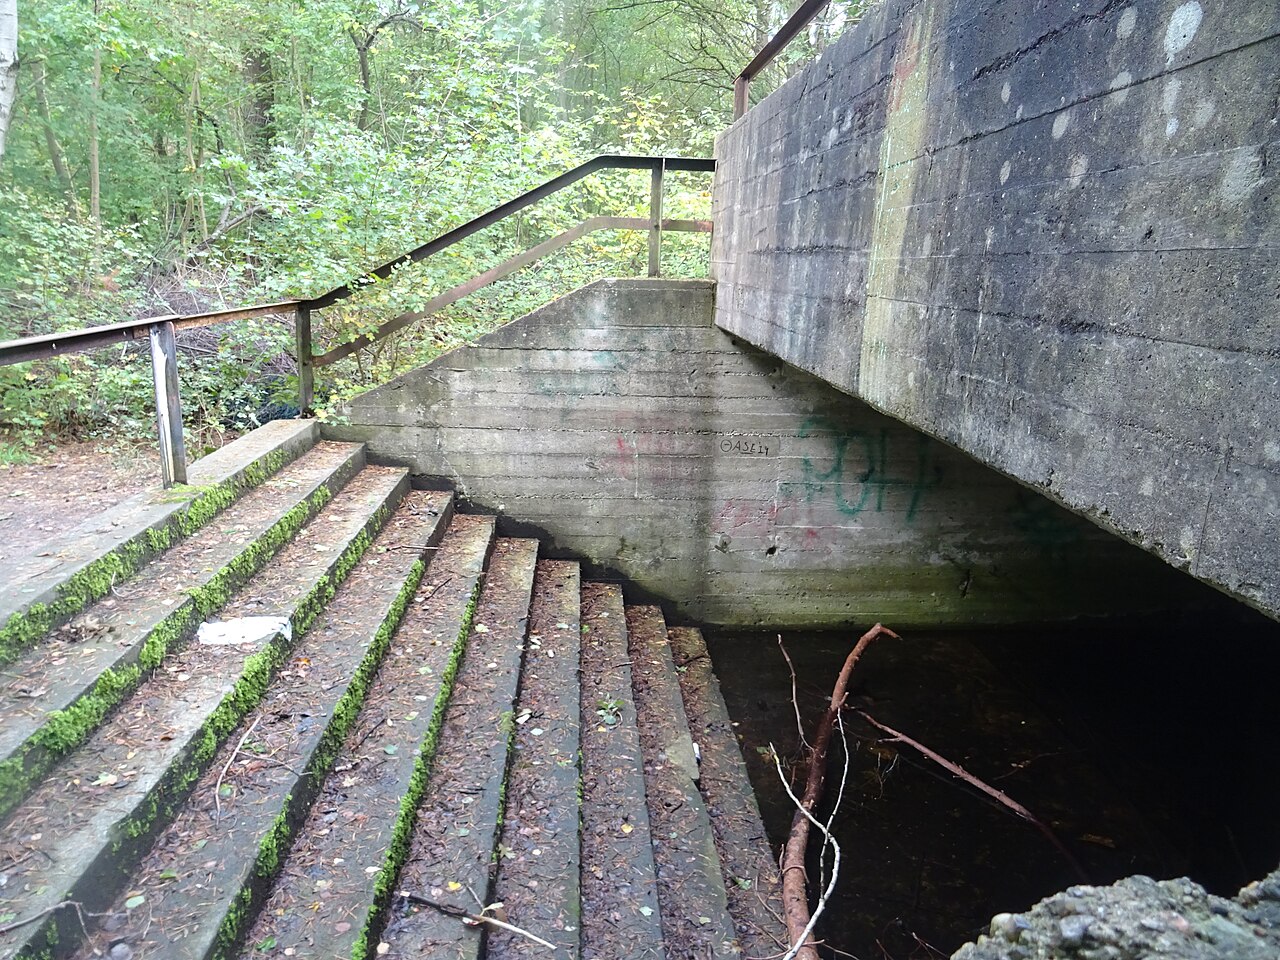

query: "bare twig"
left=854, top=710, right=1089, bottom=884
left=780, top=622, right=898, bottom=960
left=0, top=900, right=97, bottom=935
left=398, top=891, right=556, bottom=950
left=214, top=714, right=262, bottom=821
left=777, top=635, right=810, bottom=750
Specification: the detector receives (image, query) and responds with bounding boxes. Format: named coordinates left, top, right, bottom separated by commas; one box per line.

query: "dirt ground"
left=0, top=441, right=153, bottom=561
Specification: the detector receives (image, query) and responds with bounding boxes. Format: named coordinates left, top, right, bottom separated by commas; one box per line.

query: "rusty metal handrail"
left=733, top=0, right=832, bottom=119
left=0, top=154, right=715, bottom=487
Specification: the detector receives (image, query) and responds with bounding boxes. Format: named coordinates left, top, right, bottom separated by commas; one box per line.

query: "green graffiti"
left=788, top=415, right=936, bottom=522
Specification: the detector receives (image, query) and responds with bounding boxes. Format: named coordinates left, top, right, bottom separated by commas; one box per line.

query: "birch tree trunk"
left=0, top=0, right=17, bottom=159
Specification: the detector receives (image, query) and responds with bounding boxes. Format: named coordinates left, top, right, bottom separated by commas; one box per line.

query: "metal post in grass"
left=295, top=305, right=315, bottom=414
left=148, top=317, right=187, bottom=487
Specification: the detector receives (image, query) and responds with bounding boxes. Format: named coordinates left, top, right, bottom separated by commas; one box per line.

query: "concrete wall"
left=712, top=0, right=1279, bottom=619
left=329, top=278, right=1195, bottom=628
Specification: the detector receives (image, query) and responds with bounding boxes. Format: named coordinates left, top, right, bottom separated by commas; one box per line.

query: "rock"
left=953, top=865, right=1280, bottom=960
left=1059, top=915, right=1091, bottom=945
left=108, top=942, right=134, bottom=960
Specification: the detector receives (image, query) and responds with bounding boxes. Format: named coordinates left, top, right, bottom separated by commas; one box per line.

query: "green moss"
left=210, top=557, right=428, bottom=959
left=0, top=475, right=343, bottom=820
left=352, top=581, right=480, bottom=960
left=0, top=444, right=298, bottom=667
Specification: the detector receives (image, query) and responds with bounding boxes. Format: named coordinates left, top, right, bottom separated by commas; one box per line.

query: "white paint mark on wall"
left=1001, top=81, right=1011, bottom=104
left=1117, top=7, right=1137, bottom=39
left=1164, top=1, right=1203, bottom=63
left=1015, top=104, right=1024, bottom=121
left=1264, top=440, right=1280, bottom=464
left=1109, top=70, right=1133, bottom=105
left=999, top=160, right=1011, bottom=185
left=1068, top=154, right=1090, bottom=183
left=1052, top=112, right=1070, bottom=139
left=1140, top=477, right=1155, bottom=496
left=1192, top=98, right=1216, bottom=128
left=1163, top=77, right=1182, bottom=138
left=1220, top=147, right=1264, bottom=203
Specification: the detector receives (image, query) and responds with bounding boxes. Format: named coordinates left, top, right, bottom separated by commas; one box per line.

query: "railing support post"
left=648, top=160, right=665, bottom=277
left=296, top=306, right=314, bottom=414
left=733, top=75, right=750, bottom=120
left=149, top=318, right=187, bottom=488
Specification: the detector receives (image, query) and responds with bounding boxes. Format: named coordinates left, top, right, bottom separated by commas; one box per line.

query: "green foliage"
left=1, top=0, right=857, bottom=448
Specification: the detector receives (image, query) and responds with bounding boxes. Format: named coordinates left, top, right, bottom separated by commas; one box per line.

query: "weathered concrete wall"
left=712, top=0, right=1279, bottom=619
left=329, top=278, right=1194, bottom=628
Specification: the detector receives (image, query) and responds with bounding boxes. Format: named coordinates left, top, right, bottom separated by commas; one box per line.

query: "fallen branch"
left=398, top=890, right=556, bottom=950
left=780, top=623, right=898, bottom=960
left=854, top=710, right=1089, bottom=884
left=214, top=714, right=262, bottom=821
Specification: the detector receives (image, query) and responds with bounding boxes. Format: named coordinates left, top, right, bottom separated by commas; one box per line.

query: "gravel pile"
left=954, top=867, right=1280, bottom=960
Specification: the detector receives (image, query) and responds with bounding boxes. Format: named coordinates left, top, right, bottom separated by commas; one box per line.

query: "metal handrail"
left=733, top=0, right=832, bottom=119
left=0, top=154, right=715, bottom=486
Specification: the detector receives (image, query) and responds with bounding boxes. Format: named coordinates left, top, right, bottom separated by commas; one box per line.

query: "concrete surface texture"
left=712, top=0, right=1279, bottom=620
left=331, top=278, right=1196, bottom=628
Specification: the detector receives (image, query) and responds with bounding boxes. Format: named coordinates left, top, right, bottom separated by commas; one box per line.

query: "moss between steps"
left=352, top=584, right=481, bottom=960
left=0, top=447, right=291, bottom=666
left=210, top=557, right=429, bottom=960
left=0, top=485, right=336, bottom=821
left=13, top=497, right=395, bottom=960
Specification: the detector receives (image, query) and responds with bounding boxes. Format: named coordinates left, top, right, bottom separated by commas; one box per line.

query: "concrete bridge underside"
left=712, top=0, right=1279, bottom=620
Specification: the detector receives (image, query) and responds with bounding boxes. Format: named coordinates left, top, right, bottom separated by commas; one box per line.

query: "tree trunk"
left=244, top=47, right=274, bottom=160
left=88, top=0, right=102, bottom=244
left=351, top=32, right=372, bottom=131
left=30, top=58, right=79, bottom=217
left=0, top=0, right=16, bottom=159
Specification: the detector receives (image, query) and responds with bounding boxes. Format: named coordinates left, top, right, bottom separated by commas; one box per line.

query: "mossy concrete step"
left=488, top=559, right=583, bottom=960
left=0, top=466, right=407, bottom=960
left=627, top=606, right=740, bottom=959
left=67, top=491, right=454, bottom=960
left=668, top=627, right=786, bottom=958
left=578, top=582, right=664, bottom=959
left=384, top=537, right=539, bottom=958
left=0, top=441, right=366, bottom=820
left=240, top=513, right=497, bottom=960
left=0, top=419, right=319, bottom=666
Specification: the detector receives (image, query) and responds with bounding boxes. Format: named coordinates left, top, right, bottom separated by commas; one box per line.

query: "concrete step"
left=578, top=582, right=664, bottom=959
left=627, top=606, right=740, bottom=959
left=64, top=491, right=455, bottom=960
left=64, top=490, right=454, bottom=960
left=0, top=441, right=366, bottom=820
left=487, top=559, right=583, bottom=960
left=0, top=419, right=319, bottom=665
left=0, top=465, right=408, bottom=960
left=383, top=537, right=539, bottom=957
left=238, top=513, right=496, bottom=959
left=668, top=627, right=787, bottom=958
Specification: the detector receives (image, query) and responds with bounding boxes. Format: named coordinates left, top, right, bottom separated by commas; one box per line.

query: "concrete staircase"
left=0, top=421, right=784, bottom=960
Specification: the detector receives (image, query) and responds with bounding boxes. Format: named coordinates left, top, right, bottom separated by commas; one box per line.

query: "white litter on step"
left=196, top=616, right=292, bottom=646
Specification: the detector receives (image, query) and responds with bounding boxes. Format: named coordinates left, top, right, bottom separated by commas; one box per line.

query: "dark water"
left=706, top=609, right=1280, bottom=959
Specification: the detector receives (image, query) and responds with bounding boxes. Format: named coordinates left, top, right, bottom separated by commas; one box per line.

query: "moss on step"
left=208, top=556, right=429, bottom=960
left=0, top=485, right=339, bottom=821
left=0, top=446, right=293, bottom=666
left=352, top=583, right=480, bottom=960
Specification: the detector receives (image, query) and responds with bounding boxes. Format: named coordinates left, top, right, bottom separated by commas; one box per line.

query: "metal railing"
left=733, top=0, right=833, bottom=119
left=0, top=155, right=715, bottom=487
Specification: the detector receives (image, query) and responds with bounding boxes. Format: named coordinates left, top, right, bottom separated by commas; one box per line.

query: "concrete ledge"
left=0, top=418, right=319, bottom=662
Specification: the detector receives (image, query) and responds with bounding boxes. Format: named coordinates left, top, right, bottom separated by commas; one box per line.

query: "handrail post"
left=733, top=75, right=750, bottom=120
left=648, top=159, right=665, bottom=277
left=296, top=305, right=314, bottom=414
left=149, top=318, right=187, bottom=488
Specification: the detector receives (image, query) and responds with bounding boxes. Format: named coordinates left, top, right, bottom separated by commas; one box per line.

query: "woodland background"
left=0, top=0, right=859, bottom=460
